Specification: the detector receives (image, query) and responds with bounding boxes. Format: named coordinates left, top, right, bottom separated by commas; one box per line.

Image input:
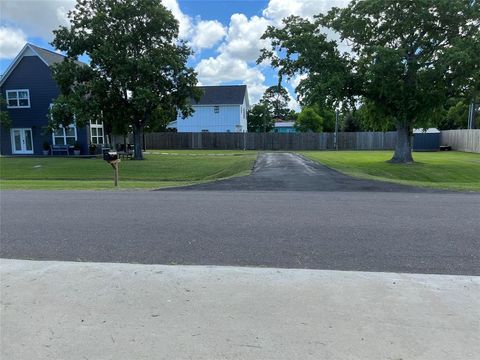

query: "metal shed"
left=413, top=128, right=440, bottom=151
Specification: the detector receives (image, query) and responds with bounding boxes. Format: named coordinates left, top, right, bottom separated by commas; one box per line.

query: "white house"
left=172, top=85, right=249, bottom=132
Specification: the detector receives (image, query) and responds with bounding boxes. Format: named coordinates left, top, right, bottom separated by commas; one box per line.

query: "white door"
left=11, top=128, right=34, bottom=154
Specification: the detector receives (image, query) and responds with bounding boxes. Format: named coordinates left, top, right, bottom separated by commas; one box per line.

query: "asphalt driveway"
left=167, top=152, right=440, bottom=192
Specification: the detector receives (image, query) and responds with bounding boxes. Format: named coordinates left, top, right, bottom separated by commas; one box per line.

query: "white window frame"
left=89, top=120, right=105, bottom=145
left=52, top=124, right=77, bottom=146
left=49, top=103, right=77, bottom=146
left=6, top=89, right=30, bottom=108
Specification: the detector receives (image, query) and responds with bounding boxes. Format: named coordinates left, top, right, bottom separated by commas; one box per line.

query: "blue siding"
left=413, top=133, right=440, bottom=151
left=1, top=55, right=88, bottom=155
left=275, top=127, right=297, bottom=133
left=176, top=104, right=247, bottom=132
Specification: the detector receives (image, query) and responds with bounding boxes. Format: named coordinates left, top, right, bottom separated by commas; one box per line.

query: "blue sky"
left=0, top=0, right=347, bottom=106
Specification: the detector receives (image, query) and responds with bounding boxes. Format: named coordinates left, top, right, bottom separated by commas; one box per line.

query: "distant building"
left=172, top=85, right=249, bottom=132
left=274, top=121, right=296, bottom=133
left=413, top=128, right=440, bottom=151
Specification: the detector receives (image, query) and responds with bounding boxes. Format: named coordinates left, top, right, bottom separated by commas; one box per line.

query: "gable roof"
left=193, top=85, right=248, bottom=106
left=28, top=43, right=72, bottom=66
left=0, top=43, right=84, bottom=86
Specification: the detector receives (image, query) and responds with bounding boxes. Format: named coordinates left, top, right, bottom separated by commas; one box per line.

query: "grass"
left=146, top=149, right=257, bottom=155
left=300, top=150, right=480, bottom=191
left=0, top=151, right=256, bottom=190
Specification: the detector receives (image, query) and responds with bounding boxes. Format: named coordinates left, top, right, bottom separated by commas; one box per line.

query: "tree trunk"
left=389, top=124, right=414, bottom=163
left=133, top=124, right=144, bottom=160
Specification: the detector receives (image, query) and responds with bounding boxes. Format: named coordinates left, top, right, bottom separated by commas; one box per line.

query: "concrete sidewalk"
left=1, top=259, right=479, bottom=360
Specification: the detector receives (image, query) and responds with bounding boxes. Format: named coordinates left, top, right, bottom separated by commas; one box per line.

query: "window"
left=6, top=89, right=30, bottom=108
left=90, top=119, right=104, bottom=144
left=53, top=125, right=77, bottom=145
left=201, top=129, right=209, bottom=132
left=214, top=106, right=219, bottom=114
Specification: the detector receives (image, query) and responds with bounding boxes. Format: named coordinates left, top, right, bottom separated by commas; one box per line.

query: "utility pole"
left=468, top=98, right=478, bottom=129
left=334, top=109, right=339, bottom=151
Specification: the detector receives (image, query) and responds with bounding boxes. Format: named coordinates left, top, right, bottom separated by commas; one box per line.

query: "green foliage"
left=247, top=103, right=274, bottom=132
left=260, top=85, right=291, bottom=120
left=285, top=110, right=298, bottom=122
left=438, top=100, right=469, bottom=130
left=147, top=106, right=178, bottom=132
left=50, top=0, right=200, bottom=159
left=259, top=0, right=480, bottom=161
left=0, top=95, right=11, bottom=128
left=315, top=105, right=336, bottom=132
left=295, top=107, right=323, bottom=132
left=342, top=112, right=361, bottom=132
left=258, top=16, right=356, bottom=109
left=45, top=94, right=75, bottom=134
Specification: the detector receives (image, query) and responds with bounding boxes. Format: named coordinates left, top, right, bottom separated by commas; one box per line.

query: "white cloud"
left=219, top=14, right=271, bottom=62
left=191, top=20, right=226, bottom=51
left=0, top=27, right=27, bottom=59
left=162, top=0, right=193, bottom=39
left=289, top=73, right=308, bottom=90
left=245, top=82, right=268, bottom=105
left=263, top=0, right=350, bottom=24
left=196, top=53, right=265, bottom=85
left=0, top=0, right=74, bottom=39
left=287, top=90, right=300, bottom=112
left=263, top=0, right=351, bottom=53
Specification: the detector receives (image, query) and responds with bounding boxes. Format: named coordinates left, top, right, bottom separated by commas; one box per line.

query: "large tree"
left=295, top=107, right=323, bottom=132
left=247, top=103, right=274, bottom=132
left=0, top=96, right=11, bottom=129
left=260, top=85, right=291, bottom=120
left=50, top=0, right=200, bottom=159
left=259, top=0, right=480, bottom=162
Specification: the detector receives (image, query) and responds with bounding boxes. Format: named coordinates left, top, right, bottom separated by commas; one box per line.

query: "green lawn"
left=300, top=151, right=480, bottom=191
left=0, top=151, right=256, bottom=190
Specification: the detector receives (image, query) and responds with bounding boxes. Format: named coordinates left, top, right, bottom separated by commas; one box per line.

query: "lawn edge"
left=300, top=152, right=480, bottom=192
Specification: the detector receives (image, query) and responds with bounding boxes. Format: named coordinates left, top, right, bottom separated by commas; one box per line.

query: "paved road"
left=1, top=189, right=479, bottom=275
left=167, top=152, right=440, bottom=192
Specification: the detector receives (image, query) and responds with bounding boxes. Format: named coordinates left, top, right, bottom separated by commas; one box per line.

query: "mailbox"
left=103, top=149, right=118, bottom=162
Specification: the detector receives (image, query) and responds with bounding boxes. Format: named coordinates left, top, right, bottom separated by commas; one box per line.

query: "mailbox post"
left=103, top=149, right=120, bottom=187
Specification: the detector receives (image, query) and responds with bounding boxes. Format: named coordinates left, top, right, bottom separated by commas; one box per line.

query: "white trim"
left=10, top=128, right=34, bottom=154
left=0, top=44, right=50, bottom=87
left=52, top=124, right=78, bottom=146
left=89, top=120, right=105, bottom=144
left=6, top=89, right=30, bottom=108
left=191, top=104, right=243, bottom=107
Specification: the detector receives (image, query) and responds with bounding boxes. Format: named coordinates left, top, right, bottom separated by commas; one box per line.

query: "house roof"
left=193, top=85, right=248, bottom=106
left=413, top=128, right=440, bottom=134
left=0, top=43, right=84, bottom=86
left=275, top=121, right=295, bottom=128
left=28, top=43, right=82, bottom=67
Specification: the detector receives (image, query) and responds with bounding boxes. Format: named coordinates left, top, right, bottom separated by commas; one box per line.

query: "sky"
left=0, top=0, right=349, bottom=107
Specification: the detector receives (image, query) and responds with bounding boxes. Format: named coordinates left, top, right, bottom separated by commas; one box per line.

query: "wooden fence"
left=440, top=129, right=480, bottom=153
left=144, top=132, right=398, bottom=151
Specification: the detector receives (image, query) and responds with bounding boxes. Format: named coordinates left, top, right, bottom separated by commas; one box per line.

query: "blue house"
left=274, top=121, right=297, bottom=133
left=0, top=43, right=105, bottom=155
left=172, top=85, right=249, bottom=132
